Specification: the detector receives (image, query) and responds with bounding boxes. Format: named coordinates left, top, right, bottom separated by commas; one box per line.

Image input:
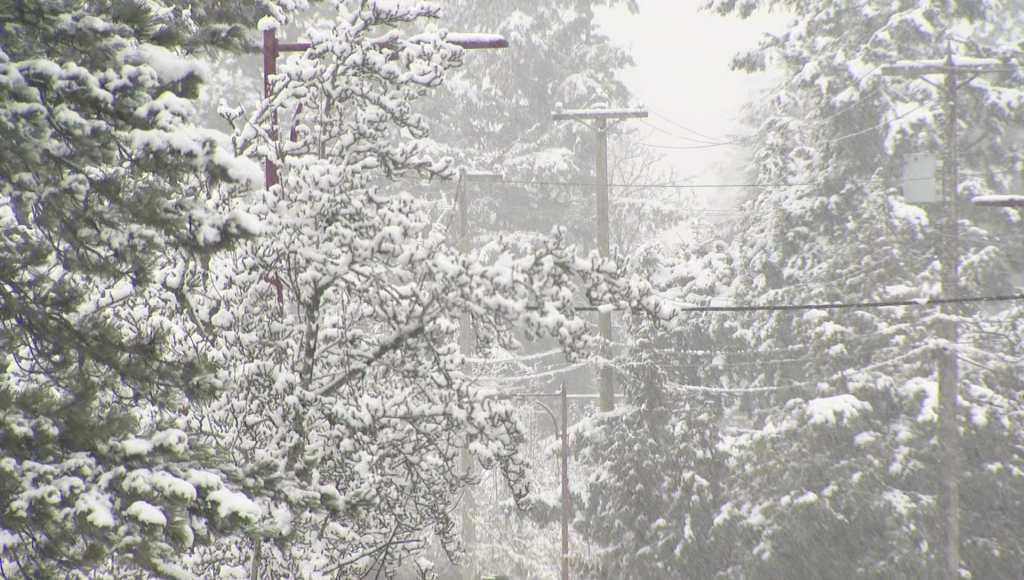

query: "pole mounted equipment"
left=883, top=49, right=1015, bottom=580
left=455, top=168, right=503, bottom=565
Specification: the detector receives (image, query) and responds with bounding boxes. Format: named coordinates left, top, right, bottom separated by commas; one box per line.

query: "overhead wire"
left=637, top=74, right=881, bottom=149
left=423, top=203, right=746, bottom=215
left=612, top=344, right=812, bottom=358
left=599, top=63, right=1012, bottom=162
left=618, top=357, right=816, bottom=370
left=566, top=292, right=1024, bottom=314
left=471, top=362, right=589, bottom=383
left=793, top=87, right=883, bottom=133
left=491, top=167, right=1015, bottom=191
left=823, top=102, right=929, bottom=145
left=612, top=65, right=885, bottom=152
left=768, top=67, right=883, bottom=135
left=647, top=108, right=734, bottom=144
left=464, top=348, right=563, bottom=364
left=771, top=344, right=934, bottom=393
left=614, top=133, right=743, bottom=150
left=664, top=381, right=791, bottom=394
left=609, top=65, right=1001, bottom=165
left=638, top=119, right=732, bottom=146
left=618, top=98, right=927, bottom=152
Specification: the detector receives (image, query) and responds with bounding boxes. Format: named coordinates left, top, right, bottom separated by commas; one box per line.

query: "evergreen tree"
left=701, top=0, right=1024, bottom=576
left=418, top=0, right=641, bottom=249
left=390, top=3, right=697, bottom=576
left=570, top=242, right=738, bottom=579
left=0, top=0, right=272, bottom=576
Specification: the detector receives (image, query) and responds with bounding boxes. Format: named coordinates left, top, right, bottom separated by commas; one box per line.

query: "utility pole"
left=456, top=169, right=502, bottom=577
left=883, top=49, right=1005, bottom=580
left=560, top=382, right=569, bottom=580
left=551, top=106, right=648, bottom=411
left=256, top=22, right=508, bottom=580
left=497, top=386, right=571, bottom=580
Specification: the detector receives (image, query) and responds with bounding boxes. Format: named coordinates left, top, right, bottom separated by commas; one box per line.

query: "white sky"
left=594, top=0, right=786, bottom=186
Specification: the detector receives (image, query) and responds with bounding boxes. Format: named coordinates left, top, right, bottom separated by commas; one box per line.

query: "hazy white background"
left=594, top=0, right=786, bottom=188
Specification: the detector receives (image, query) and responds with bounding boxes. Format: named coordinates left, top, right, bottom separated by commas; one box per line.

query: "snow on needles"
left=207, top=489, right=263, bottom=521
left=127, top=501, right=168, bottom=526
left=124, top=44, right=209, bottom=85
left=805, top=394, right=872, bottom=426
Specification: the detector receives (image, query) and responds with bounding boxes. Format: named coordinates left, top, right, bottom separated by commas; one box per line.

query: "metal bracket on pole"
left=261, top=30, right=509, bottom=188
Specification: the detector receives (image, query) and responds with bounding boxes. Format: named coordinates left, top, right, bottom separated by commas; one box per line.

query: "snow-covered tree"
left=176, top=3, right=673, bottom=578
left=567, top=242, right=740, bottom=579
left=414, top=0, right=640, bottom=251
left=698, top=0, right=1024, bottom=576
left=0, top=0, right=269, bottom=576
left=376, top=3, right=701, bottom=576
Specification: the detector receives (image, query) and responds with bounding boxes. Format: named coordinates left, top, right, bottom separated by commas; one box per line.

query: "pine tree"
left=0, top=0, right=271, bottom=576
left=416, top=0, right=641, bottom=250
left=569, top=242, right=738, bottom=579
left=700, top=0, right=1024, bottom=576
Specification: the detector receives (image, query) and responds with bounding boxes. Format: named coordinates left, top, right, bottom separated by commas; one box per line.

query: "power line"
left=616, top=344, right=812, bottom=358
left=848, top=63, right=885, bottom=87
left=647, top=108, right=733, bottom=144
left=639, top=66, right=882, bottom=147
left=620, top=100, right=925, bottom=152
left=772, top=71, right=883, bottom=135
left=424, top=203, right=745, bottom=215
left=465, top=349, right=563, bottom=364
left=824, top=102, right=928, bottom=145
left=775, top=344, right=934, bottom=393
left=619, top=357, right=815, bottom=370
left=471, top=362, right=589, bottom=383
left=600, top=63, right=1008, bottom=166
left=617, top=85, right=922, bottom=152
left=565, top=293, right=1024, bottom=314
left=496, top=178, right=769, bottom=189
left=615, top=133, right=742, bottom=150
left=640, top=86, right=882, bottom=149
left=802, top=88, right=882, bottom=132
left=638, top=119, right=731, bottom=146
left=471, top=345, right=817, bottom=371
left=613, top=69, right=885, bottom=152
left=497, top=168, right=1013, bottom=191
left=664, top=381, right=790, bottom=394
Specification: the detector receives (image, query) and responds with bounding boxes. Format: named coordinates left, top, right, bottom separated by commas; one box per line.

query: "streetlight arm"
left=444, top=33, right=509, bottom=49
left=496, top=386, right=571, bottom=580
left=972, top=195, right=1024, bottom=207
left=496, top=394, right=559, bottom=436
left=271, top=33, right=509, bottom=56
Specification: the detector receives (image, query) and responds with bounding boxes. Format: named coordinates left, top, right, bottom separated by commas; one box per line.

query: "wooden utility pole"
left=456, top=169, right=501, bottom=575
left=883, top=50, right=1005, bottom=580
left=560, top=382, right=569, bottom=580
left=497, top=387, right=571, bottom=580
left=551, top=106, right=648, bottom=411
